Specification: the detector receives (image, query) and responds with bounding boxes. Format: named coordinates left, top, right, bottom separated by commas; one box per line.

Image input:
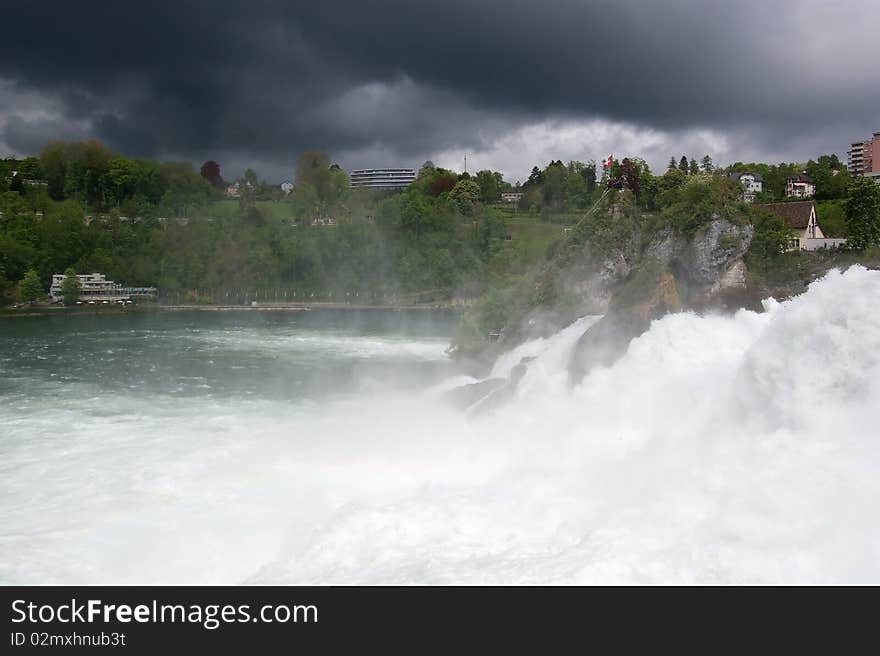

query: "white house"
left=785, top=173, right=816, bottom=198
left=280, top=181, right=294, bottom=195
left=728, top=172, right=763, bottom=202
left=760, top=201, right=846, bottom=251
left=501, top=191, right=524, bottom=203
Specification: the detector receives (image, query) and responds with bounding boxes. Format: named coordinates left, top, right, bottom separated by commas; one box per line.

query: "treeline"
left=725, top=153, right=852, bottom=202
left=0, top=141, right=221, bottom=217
left=456, top=170, right=880, bottom=355
left=0, top=144, right=515, bottom=304
left=2, top=139, right=876, bottom=307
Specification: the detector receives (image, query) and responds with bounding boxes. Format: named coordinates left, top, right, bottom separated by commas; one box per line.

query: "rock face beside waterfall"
left=449, top=189, right=764, bottom=406
left=568, top=210, right=757, bottom=380
left=501, top=191, right=760, bottom=383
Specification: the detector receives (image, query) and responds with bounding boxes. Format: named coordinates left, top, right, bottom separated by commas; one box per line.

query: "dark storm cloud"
left=1, top=0, right=877, bottom=178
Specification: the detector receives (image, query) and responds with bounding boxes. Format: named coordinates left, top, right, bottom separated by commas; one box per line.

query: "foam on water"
left=196, top=330, right=450, bottom=361
left=1, top=267, right=879, bottom=583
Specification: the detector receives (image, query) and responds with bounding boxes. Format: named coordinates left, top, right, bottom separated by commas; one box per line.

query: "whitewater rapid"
left=1, top=267, right=879, bottom=584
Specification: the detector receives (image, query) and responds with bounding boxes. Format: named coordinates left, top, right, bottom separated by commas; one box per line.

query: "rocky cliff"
left=498, top=189, right=759, bottom=381
left=569, top=213, right=755, bottom=380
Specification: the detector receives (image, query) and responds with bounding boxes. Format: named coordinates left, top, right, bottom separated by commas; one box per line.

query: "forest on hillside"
left=0, top=141, right=870, bottom=306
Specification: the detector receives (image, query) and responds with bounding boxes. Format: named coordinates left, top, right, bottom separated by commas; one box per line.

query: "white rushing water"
left=1, top=266, right=879, bottom=584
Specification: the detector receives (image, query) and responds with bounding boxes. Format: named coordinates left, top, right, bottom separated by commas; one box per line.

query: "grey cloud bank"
left=1, top=0, right=877, bottom=182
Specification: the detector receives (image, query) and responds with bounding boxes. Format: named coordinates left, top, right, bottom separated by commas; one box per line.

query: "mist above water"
left=1, top=268, right=879, bottom=584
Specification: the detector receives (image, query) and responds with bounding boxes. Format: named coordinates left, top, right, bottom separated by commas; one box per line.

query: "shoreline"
left=159, top=303, right=465, bottom=311
left=0, top=302, right=467, bottom=318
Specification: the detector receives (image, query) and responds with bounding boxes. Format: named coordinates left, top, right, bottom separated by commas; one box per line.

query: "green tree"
left=524, top=166, right=544, bottom=188
left=748, top=210, right=791, bottom=258
left=105, top=156, right=137, bottom=206
left=655, top=168, right=688, bottom=207
left=678, top=156, right=689, bottom=173
left=845, top=177, right=880, bottom=249
left=475, top=170, right=503, bottom=203
left=806, top=155, right=851, bottom=201
left=449, top=179, right=481, bottom=215
left=19, top=269, right=44, bottom=303
left=701, top=155, right=713, bottom=173
left=295, top=151, right=330, bottom=190
left=816, top=201, right=848, bottom=237
left=60, top=267, right=81, bottom=305
left=689, top=158, right=700, bottom=175
left=668, top=157, right=677, bottom=171
left=541, top=162, right=568, bottom=208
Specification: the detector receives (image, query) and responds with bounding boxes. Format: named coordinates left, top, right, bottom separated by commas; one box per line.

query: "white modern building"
left=280, top=181, right=294, bottom=195
left=501, top=191, right=524, bottom=203
left=49, top=273, right=156, bottom=303
left=728, top=172, right=763, bottom=202
left=349, top=168, right=416, bottom=190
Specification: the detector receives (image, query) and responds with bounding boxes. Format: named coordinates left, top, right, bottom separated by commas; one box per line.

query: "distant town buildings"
left=785, top=173, right=816, bottom=198
left=848, top=131, right=879, bottom=176
left=849, top=141, right=865, bottom=174
left=225, top=180, right=255, bottom=198
left=349, top=168, right=416, bottom=190
left=7, top=170, right=48, bottom=187
left=759, top=201, right=846, bottom=251
left=728, top=172, right=763, bottom=202
left=500, top=191, right=524, bottom=203
left=49, top=273, right=157, bottom=303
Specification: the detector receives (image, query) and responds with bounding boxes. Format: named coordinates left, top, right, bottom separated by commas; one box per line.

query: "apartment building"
left=349, top=168, right=416, bottom=190
left=848, top=131, right=880, bottom=176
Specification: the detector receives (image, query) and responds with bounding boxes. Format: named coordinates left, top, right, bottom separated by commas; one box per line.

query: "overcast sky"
left=1, top=0, right=878, bottom=184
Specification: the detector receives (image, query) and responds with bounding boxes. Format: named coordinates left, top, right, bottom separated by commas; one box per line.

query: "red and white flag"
left=604, top=154, right=614, bottom=169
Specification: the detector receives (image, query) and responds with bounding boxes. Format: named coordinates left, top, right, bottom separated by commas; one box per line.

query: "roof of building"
left=759, top=201, right=816, bottom=229
left=787, top=173, right=813, bottom=183
left=729, top=171, right=763, bottom=182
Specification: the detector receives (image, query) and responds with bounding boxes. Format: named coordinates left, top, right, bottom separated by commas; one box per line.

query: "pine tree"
left=701, top=155, right=713, bottom=173
left=845, top=177, right=880, bottom=249
left=689, top=158, right=700, bottom=175
left=679, top=156, right=689, bottom=173
left=668, top=157, right=677, bottom=170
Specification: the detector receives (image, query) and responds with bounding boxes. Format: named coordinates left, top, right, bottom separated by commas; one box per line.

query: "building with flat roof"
left=49, top=273, right=156, bottom=303
left=349, top=168, right=416, bottom=190
left=848, top=131, right=880, bottom=176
